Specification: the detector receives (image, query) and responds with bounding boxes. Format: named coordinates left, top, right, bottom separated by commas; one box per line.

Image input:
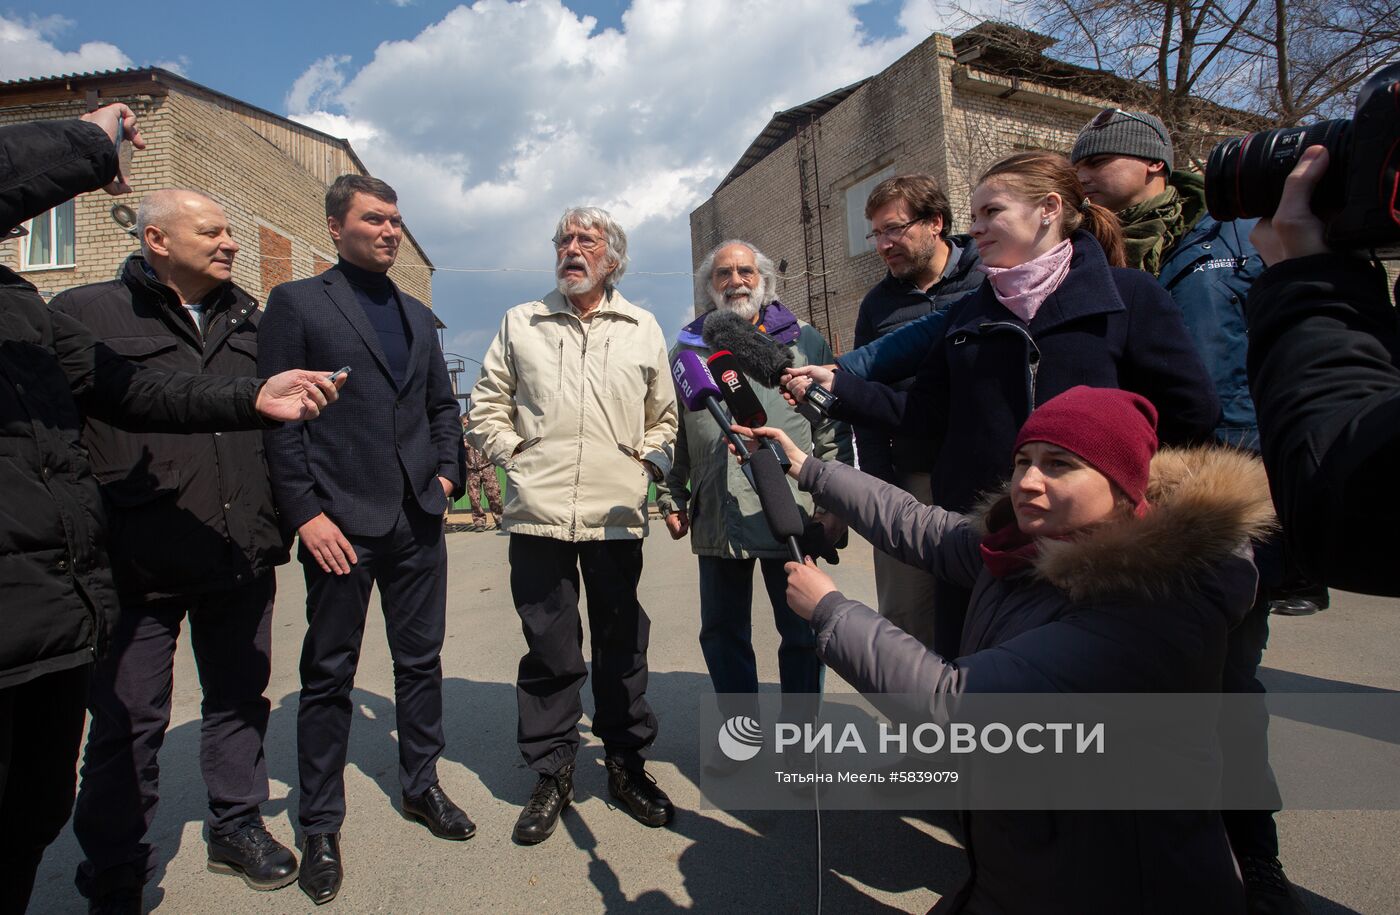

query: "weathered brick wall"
left=0, top=94, right=169, bottom=295
left=691, top=32, right=1111, bottom=353
left=1, top=88, right=433, bottom=307
left=161, top=91, right=434, bottom=305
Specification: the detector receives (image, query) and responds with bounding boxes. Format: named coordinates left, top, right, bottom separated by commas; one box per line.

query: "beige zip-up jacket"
left=467, top=288, right=677, bottom=541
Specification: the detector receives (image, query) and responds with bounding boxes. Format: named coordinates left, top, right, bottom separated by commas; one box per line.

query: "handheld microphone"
left=671, top=351, right=753, bottom=459
left=707, top=350, right=766, bottom=427
left=748, top=446, right=805, bottom=563
left=673, top=350, right=808, bottom=560
left=708, top=349, right=792, bottom=470
left=701, top=310, right=793, bottom=386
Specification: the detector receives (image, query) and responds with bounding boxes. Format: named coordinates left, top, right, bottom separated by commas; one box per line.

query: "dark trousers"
left=510, top=534, right=658, bottom=775
left=0, top=664, right=89, bottom=915
left=73, top=575, right=275, bottom=899
left=297, top=503, right=447, bottom=833
left=697, top=556, right=823, bottom=695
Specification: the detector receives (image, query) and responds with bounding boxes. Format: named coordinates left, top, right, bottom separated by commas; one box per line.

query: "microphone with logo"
left=704, top=351, right=806, bottom=564
left=671, top=350, right=754, bottom=464
left=702, top=308, right=837, bottom=416
left=671, top=351, right=805, bottom=562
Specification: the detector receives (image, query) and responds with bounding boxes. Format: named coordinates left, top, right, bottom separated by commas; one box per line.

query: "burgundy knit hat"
left=1013, top=386, right=1160, bottom=507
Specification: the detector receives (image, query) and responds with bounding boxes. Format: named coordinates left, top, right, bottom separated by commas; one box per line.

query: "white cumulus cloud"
left=0, top=13, right=132, bottom=81
left=287, top=0, right=940, bottom=350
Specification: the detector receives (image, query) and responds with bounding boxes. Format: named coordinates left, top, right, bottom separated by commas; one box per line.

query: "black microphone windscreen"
left=707, top=350, right=766, bottom=427
left=701, top=310, right=793, bottom=386
left=749, top=448, right=805, bottom=541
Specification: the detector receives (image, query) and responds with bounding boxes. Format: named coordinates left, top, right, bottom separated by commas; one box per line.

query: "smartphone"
left=327, top=366, right=351, bottom=383
left=114, top=114, right=134, bottom=189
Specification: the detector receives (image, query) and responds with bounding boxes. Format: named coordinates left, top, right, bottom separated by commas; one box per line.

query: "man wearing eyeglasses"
left=467, top=207, right=678, bottom=846
left=836, top=175, right=984, bottom=650
left=1073, top=109, right=1308, bottom=915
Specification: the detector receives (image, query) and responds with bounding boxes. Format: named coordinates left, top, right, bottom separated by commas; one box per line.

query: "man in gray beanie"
left=1073, top=108, right=1309, bottom=915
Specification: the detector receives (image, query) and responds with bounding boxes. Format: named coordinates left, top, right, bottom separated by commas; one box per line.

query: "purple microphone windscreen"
left=748, top=447, right=805, bottom=541
left=671, top=350, right=722, bottom=412
left=707, top=350, right=767, bottom=427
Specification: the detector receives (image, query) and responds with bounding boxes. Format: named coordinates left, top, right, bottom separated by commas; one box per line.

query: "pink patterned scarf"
left=978, top=238, right=1073, bottom=323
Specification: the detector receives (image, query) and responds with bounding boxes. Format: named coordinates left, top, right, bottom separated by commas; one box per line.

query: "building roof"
left=0, top=67, right=437, bottom=270
left=713, top=79, right=869, bottom=194
left=706, top=22, right=1264, bottom=197
left=949, top=22, right=1264, bottom=131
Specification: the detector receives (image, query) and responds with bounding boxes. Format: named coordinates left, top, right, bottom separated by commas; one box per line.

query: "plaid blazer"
left=258, top=264, right=462, bottom=538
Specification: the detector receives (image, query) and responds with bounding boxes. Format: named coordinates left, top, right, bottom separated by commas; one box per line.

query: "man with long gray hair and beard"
left=656, top=240, right=851, bottom=761
left=468, top=207, right=677, bottom=846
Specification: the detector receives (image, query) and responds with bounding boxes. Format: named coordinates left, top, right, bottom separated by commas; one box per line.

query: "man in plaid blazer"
left=258, top=174, right=469, bottom=906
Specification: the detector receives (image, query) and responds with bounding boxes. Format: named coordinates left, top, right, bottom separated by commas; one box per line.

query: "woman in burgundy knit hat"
left=734, top=386, right=1273, bottom=914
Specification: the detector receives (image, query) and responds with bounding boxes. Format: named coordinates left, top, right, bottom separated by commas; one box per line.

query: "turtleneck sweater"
left=338, top=258, right=410, bottom=387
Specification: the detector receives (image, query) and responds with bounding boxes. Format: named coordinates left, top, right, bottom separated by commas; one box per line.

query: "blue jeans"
left=697, top=556, right=823, bottom=701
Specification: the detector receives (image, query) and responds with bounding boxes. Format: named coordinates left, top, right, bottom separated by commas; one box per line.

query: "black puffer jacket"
left=50, top=256, right=289, bottom=603
left=1245, top=253, right=1400, bottom=595
left=0, top=119, right=266, bottom=688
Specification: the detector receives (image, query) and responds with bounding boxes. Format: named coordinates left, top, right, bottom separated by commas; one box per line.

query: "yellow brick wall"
left=691, top=33, right=1109, bottom=353
left=0, top=95, right=166, bottom=294
left=1, top=89, right=433, bottom=307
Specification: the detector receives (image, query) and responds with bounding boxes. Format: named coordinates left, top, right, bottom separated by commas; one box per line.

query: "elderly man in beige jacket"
left=468, top=206, right=678, bottom=846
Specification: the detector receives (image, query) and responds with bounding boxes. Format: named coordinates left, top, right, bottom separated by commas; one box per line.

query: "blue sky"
left=3, top=1, right=955, bottom=363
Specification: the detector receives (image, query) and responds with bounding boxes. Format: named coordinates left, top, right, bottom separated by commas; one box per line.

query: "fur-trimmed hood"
left=975, top=446, right=1277, bottom=603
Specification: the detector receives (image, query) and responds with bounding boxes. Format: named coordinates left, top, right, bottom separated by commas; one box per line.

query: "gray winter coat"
left=798, top=447, right=1274, bottom=914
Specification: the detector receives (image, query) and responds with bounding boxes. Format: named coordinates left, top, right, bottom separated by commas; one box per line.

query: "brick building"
left=690, top=24, right=1249, bottom=353
left=0, top=68, right=435, bottom=308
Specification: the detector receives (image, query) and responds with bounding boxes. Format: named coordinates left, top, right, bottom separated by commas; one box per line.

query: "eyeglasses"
left=1087, top=108, right=1170, bottom=147
left=553, top=233, right=603, bottom=252
left=712, top=265, right=759, bottom=281
left=864, top=218, right=923, bottom=243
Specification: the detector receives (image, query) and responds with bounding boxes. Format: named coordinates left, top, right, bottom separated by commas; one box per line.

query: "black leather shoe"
left=1240, top=855, right=1309, bottom=915
left=513, top=765, right=574, bottom=845
left=1268, top=598, right=1319, bottom=617
left=605, top=759, right=674, bottom=827
left=402, top=783, right=476, bottom=840
left=207, top=821, right=299, bottom=891
left=297, top=833, right=342, bottom=906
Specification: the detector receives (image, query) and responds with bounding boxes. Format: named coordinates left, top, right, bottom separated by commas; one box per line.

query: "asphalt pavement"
left=27, top=518, right=1400, bottom=914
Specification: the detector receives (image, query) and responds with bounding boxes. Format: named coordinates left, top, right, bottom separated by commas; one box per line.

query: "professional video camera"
left=1205, top=62, right=1400, bottom=256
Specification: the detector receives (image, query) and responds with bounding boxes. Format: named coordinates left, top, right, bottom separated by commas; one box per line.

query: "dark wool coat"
left=0, top=120, right=266, bottom=687
left=848, top=236, right=985, bottom=482
left=801, top=447, right=1275, bottom=914
left=49, top=256, right=290, bottom=603
left=831, top=230, right=1221, bottom=513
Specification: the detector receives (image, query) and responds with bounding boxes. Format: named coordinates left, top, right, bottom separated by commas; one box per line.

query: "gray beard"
left=557, top=273, right=599, bottom=297
left=710, top=285, right=761, bottom=321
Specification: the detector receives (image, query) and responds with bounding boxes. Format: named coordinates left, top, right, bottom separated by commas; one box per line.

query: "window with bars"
left=21, top=200, right=76, bottom=270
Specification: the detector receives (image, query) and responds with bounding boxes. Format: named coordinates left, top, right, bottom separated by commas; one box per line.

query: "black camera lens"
left=1205, top=119, right=1350, bottom=221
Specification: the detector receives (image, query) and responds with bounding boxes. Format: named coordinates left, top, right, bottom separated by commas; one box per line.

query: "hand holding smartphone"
left=79, top=103, right=145, bottom=194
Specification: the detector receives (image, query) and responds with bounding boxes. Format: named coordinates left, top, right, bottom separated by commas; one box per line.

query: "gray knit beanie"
left=1070, top=110, right=1174, bottom=171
